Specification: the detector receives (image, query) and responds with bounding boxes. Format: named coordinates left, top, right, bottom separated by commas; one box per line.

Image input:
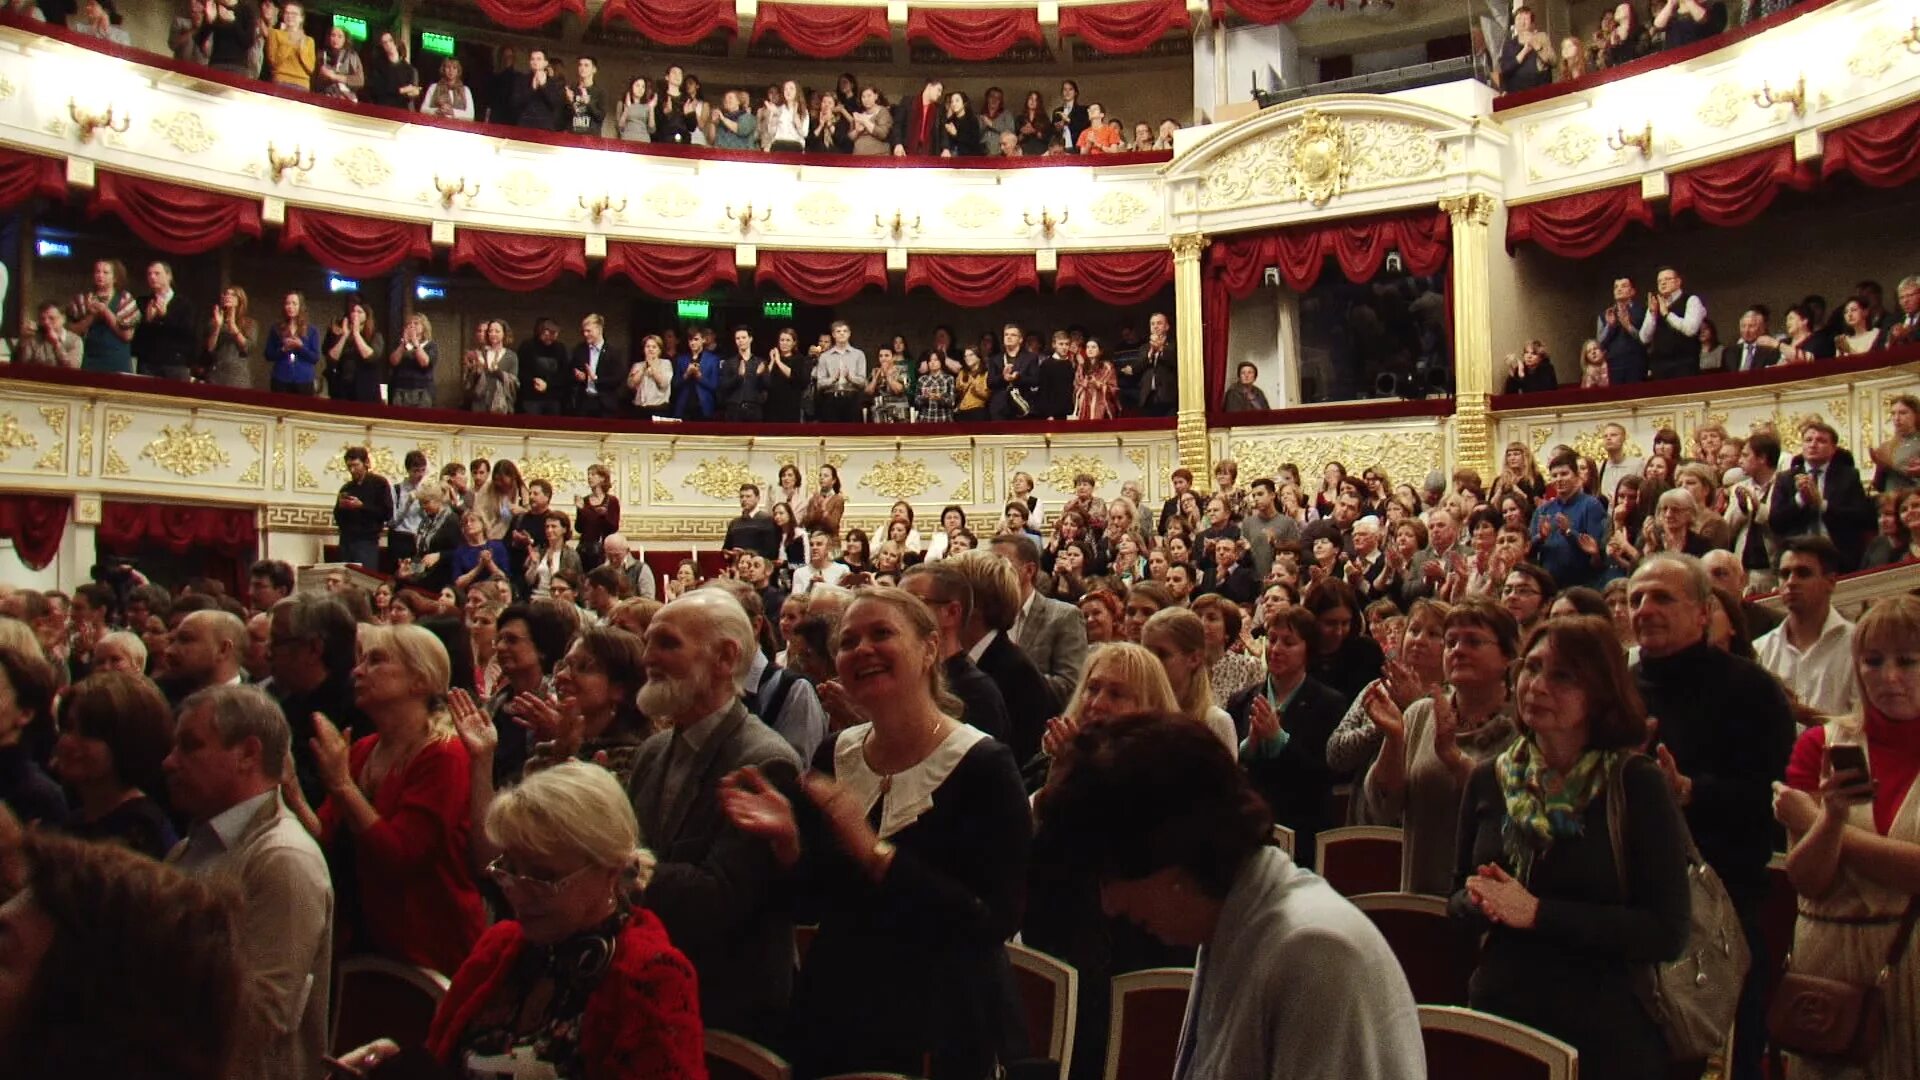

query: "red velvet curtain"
left=98, top=502, right=257, bottom=558
left=471, top=0, right=584, bottom=30
left=755, top=250, right=888, bottom=304
left=0, top=148, right=64, bottom=212
left=602, top=242, right=738, bottom=297
left=907, top=8, right=1043, bottom=61
left=0, top=495, right=68, bottom=571
left=281, top=207, right=432, bottom=278
left=904, top=254, right=1037, bottom=306
left=751, top=2, right=890, bottom=58
left=1823, top=98, right=1920, bottom=190
left=599, top=0, right=735, bottom=44
left=449, top=230, right=587, bottom=291
left=1504, top=183, right=1655, bottom=257
left=1208, top=0, right=1316, bottom=23
left=1669, top=143, right=1816, bottom=227
left=1056, top=249, right=1174, bottom=306
left=1059, top=0, right=1189, bottom=55
left=89, top=171, right=262, bottom=256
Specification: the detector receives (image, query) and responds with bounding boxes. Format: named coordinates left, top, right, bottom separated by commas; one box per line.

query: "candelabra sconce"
left=1023, top=207, right=1070, bottom=238
left=433, top=174, right=480, bottom=209
left=725, top=203, right=771, bottom=232
left=1902, top=16, right=1920, bottom=53
left=1607, top=123, right=1653, bottom=159
left=579, top=193, right=628, bottom=223
left=875, top=210, right=921, bottom=239
left=1753, top=75, right=1807, bottom=117
left=266, top=142, right=315, bottom=184
left=68, top=99, right=129, bottom=143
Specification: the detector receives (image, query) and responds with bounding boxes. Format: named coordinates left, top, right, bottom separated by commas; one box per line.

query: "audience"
left=50, top=671, right=178, bottom=858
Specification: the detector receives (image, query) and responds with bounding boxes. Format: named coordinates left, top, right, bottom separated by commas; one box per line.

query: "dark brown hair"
left=57, top=671, right=175, bottom=799
left=1517, top=615, right=1647, bottom=749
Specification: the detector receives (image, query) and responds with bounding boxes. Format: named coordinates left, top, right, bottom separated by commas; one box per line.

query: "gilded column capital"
left=1169, top=233, right=1210, bottom=261
left=1438, top=192, right=1497, bottom=227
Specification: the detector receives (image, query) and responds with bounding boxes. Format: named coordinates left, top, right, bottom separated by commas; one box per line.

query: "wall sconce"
left=1753, top=75, right=1806, bottom=117
left=1607, top=123, right=1653, bottom=159
left=875, top=210, right=920, bottom=239
left=725, top=204, right=771, bottom=232
left=578, top=193, right=627, bottom=223
left=266, top=142, right=315, bottom=184
left=67, top=99, right=129, bottom=143
left=1903, top=16, right=1920, bottom=53
left=433, top=174, right=479, bottom=208
left=1023, top=207, right=1070, bottom=238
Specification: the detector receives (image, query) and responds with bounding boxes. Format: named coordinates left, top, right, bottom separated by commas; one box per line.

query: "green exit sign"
left=762, top=300, right=794, bottom=319
left=676, top=299, right=710, bottom=321
left=420, top=31, right=457, bottom=57
left=333, top=14, right=368, bottom=41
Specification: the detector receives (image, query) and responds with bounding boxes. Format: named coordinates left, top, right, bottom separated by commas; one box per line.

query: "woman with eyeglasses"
left=336, top=762, right=705, bottom=1079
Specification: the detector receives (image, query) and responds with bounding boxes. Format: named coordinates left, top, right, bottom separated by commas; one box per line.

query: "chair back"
left=1418, top=1005, right=1578, bottom=1080
left=1104, top=967, right=1194, bottom=1080
left=329, top=956, right=451, bottom=1058
left=1271, top=823, right=1296, bottom=855
left=1314, top=825, right=1403, bottom=896
left=706, top=1030, right=792, bottom=1080
left=1006, top=941, right=1079, bottom=1080
left=1350, top=892, right=1471, bottom=1006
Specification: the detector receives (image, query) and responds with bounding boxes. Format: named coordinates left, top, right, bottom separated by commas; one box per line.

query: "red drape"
left=602, top=242, right=738, bottom=297
left=907, top=8, right=1043, bottom=61
left=1823, top=98, right=1920, bottom=190
left=904, top=254, right=1037, bottom=306
left=281, top=207, right=432, bottom=278
left=98, top=501, right=257, bottom=558
left=598, top=0, right=736, bottom=44
left=89, top=171, right=262, bottom=256
left=0, top=494, right=68, bottom=571
left=0, top=148, right=64, bottom=212
left=754, top=250, right=888, bottom=304
left=751, top=2, right=890, bottom=58
left=471, top=0, right=584, bottom=30
left=449, top=230, right=587, bottom=292
left=1208, top=0, right=1316, bottom=23
left=1504, top=183, right=1655, bottom=257
left=1059, top=0, right=1189, bottom=55
left=1056, top=249, right=1174, bottom=306
left=1669, top=143, right=1817, bottom=227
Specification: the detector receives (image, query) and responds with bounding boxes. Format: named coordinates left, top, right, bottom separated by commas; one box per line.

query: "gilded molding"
left=948, top=450, right=974, bottom=502
left=140, top=422, right=231, bottom=478
left=943, top=194, right=1003, bottom=230
left=1199, top=109, right=1442, bottom=210
left=1539, top=124, right=1598, bottom=168
left=498, top=170, right=551, bottom=208
left=795, top=191, right=852, bottom=227
left=0, top=74, right=14, bottom=100
left=33, top=405, right=67, bottom=472
left=1846, top=26, right=1899, bottom=79
left=1227, top=429, right=1444, bottom=495
left=77, top=407, right=94, bottom=476
left=101, top=410, right=133, bottom=476
left=682, top=457, right=766, bottom=500
left=238, top=423, right=265, bottom=485
left=1090, top=191, right=1151, bottom=227
left=1696, top=83, right=1747, bottom=129
left=520, top=450, right=585, bottom=491
left=0, top=413, right=39, bottom=464
left=264, top=505, right=336, bottom=532
left=1036, top=454, right=1116, bottom=494
left=152, top=111, right=216, bottom=154
left=644, top=183, right=700, bottom=219
left=857, top=459, right=940, bottom=500
left=333, top=146, right=393, bottom=188
left=1438, top=192, right=1496, bottom=227
left=1169, top=233, right=1209, bottom=260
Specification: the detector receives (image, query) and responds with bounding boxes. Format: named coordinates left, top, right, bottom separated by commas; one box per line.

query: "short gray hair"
left=666, top=589, right=755, bottom=693
left=1636, top=552, right=1712, bottom=605
left=1898, top=274, right=1919, bottom=292
left=275, top=592, right=357, bottom=671
left=1655, top=487, right=1697, bottom=514
left=96, top=630, right=147, bottom=671
left=185, top=609, right=248, bottom=655
left=178, top=684, right=290, bottom=776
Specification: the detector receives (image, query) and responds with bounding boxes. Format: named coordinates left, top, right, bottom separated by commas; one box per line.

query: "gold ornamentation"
left=1227, top=430, right=1445, bottom=497
left=683, top=457, right=766, bottom=500
left=139, top=422, right=231, bottom=477
left=77, top=408, right=94, bottom=476
left=794, top=191, right=852, bottom=227
left=0, top=75, right=14, bottom=100
left=1539, top=124, right=1599, bottom=168
left=1202, top=108, right=1348, bottom=208
left=1169, top=233, right=1209, bottom=260
left=101, top=411, right=133, bottom=476
left=264, top=505, right=336, bottom=532
left=650, top=450, right=676, bottom=503
left=1126, top=448, right=1148, bottom=474
left=1847, top=27, right=1899, bottom=79
left=0, top=413, right=39, bottom=464
left=944, top=194, right=1003, bottom=230
left=1090, top=192, right=1150, bottom=227
left=325, top=443, right=399, bottom=482
left=1344, top=117, right=1445, bottom=186
left=949, top=450, right=974, bottom=502
left=1529, top=425, right=1556, bottom=451
left=1697, top=83, right=1747, bottom=129
left=333, top=146, right=392, bottom=188
left=74, top=495, right=101, bottom=525
left=238, top=423, right=265, bottom=485
left=520, top=451, right=585, bottom=491
left=1827, top=397, right=1850, bottom=429
left=825, top=453, right=848, bottom=471
left=1036, top=454, right=1118, bottom=494
left=152, top=111, right=216, bottom=154
left=1438, top=192, right=1496, bottom=227
left=628, top=461, right=645, bottom=499
left=39, top=406, right=67, bottom=439
left=644, top=183, right=700, bottom=219
left=852, top=459, right=938, bottom=500
left=651, top=479, right=675, bottom=503
left=498, top=170, right=551, bottom=208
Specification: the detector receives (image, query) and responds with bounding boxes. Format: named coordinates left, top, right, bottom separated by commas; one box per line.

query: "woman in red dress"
left=1074, top=336, right=1120, bottom=421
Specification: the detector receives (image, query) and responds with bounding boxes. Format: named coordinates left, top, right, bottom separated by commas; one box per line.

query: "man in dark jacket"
left=568, top=313, right=626, bottom=418
left=510, top=48, right=566, bottom=132
left=515, top=318, right=569, bottom=417
left=1768, top=419, right=1877, bottom=572
left=332, top=447, right=391, bottom=569
left=987, top=323, right=1039, bottom=422
left=132, top=261, right=197, bottom=381
left=1121, top=311, right=1178, bottom=416
left=902, top=564, right=1013, bottom=747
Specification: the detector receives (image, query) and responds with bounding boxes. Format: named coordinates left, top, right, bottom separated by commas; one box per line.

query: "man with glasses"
left=265, top=593, right=363, bottom=805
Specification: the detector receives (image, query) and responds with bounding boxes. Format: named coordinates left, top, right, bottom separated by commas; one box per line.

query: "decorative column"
left=1439, top=192, right=1497, bottom=476
left=1171, top=231, right=1211, bottom=477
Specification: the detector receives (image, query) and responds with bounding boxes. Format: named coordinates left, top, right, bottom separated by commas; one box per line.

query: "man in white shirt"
left=1753, top=537, right=1856, bottom=719
left=1639, top=265, right=1708, bottom=381
left=1598, top=422, right=1645, bottom=502
left=1725, top=431, right=1781, bottom=592
left=789, top=528, right=849, bottom=595
left=813, top=320, right=867, bottom=423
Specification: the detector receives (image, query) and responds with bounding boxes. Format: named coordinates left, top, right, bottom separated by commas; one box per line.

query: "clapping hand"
left=1248, top=692, right=1282, bottom=745
left=1041, top=714, right=1080, bottom=758
left=448, top=688, right=496, bottom=762
left=1466, top=864, right=1540, bottom=928
left=1360, top=681, right=1406, bottom=741
left=718, top=766, right=801, bottom=867
left=816, top=679, right=868, bottom=732
left=309, top=713, right=354, bottom=794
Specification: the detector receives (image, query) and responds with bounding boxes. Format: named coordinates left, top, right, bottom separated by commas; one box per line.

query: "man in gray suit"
left=629, top=590, right=802, bottom=1042
left=165, top=685, right=333, bottom=1080
left=989, top=534, right=1088, bottom=705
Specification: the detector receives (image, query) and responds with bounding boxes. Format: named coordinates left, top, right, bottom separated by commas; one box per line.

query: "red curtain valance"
left=281, top=207, right=432, bottom=278
left=1823, top=98, right=1920, bottom=190
left=1059, top=0, right=1189, bottom=55
left=1669, top=143, right=1816, bottom=227
left=0, top=494, right=68, bottom=571
left=904, top=254, right=1037, bottom=306
left=98, top=501, right=257, bottom=559
left=751, top=2, right=890, bottom=58
left=755, top=250, right=888, bottom=304
left=907, top=8, right=1043, bottom=61
left=1208, top=0, right=1316, bottom=23
left=599, top=0, right=736, bottom=44
left=0, top=148, right=64, bottom=212
left=471, top=0, right=584, bottom=30
left=1056, top=249, right=1174, bottom=306
left=89, top=172, right=262, bottom=256
left=449, top=230, right=587, bottom=292
left=1504, top=183, right=1655, bottom=258
left=603, top=242, right=738, bottom=297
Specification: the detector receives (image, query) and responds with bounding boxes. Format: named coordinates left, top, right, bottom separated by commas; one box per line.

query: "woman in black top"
left=362, top=31, right=421, bottom=110
left=763, top=327, right=810, bottom=423
left=722, top=588, right=1031, bottom=1080
left=0, top=645, right=66, bottom=828
left=1303, top=577, right=1385, bottom=707
left=51, top=671, right=178, bottom=859
left=1602, top=2, right=1650, bottom=67
left=939, top=92, right=985, bottom=157
left=806, top=92, right=852, bottom=154
left=1449, top=616, right=1690, bottom=1079
left=1015, top=90, right=1050, bottom=156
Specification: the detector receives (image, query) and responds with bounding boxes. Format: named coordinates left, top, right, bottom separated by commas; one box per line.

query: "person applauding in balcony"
left=313, top=24, right=363, bottom=101
left=1834, top=295, right=1887, bottom=357
left=388, top=313, right=437, bottom=408
left=464, top=318, right=518, bottom=414
left=17, top=302, right=82, bottom=369
left=865, top=345, right=911, bottom=423
left=514, top=318, right=568, bottom=418
left=512, top=48, right=565, bottom=132
left=264, top=1, right=313, bottom=91
left=421, top=56, right=474, bottom=121
left=1761, top=304, right=1834, bottom=365
left=1502, top=340, right=1559, bottom=393
left=807, top=90, right=852, bottom=154
left=67, top=258, right=139, bottom=375
left=362, top=30, right=419, bottom=110
left=202, top=286, right=255, bottom=388
left=1498, top=7, right=1554, bottom=92
left=1075, top=103, right=1123, bottom=154
left=321, top=295, right=382, bottom=402
left=937, top=91, right=983, bottom=158
left=719, top=326, right=769, bottom=422
left=1652, top=0, right=1725, bottom=50
left=849, top=86, right=892, bottom=156
left=1221, top=361, right=1270, bottom=413
left=1075, top=336, right=1120, bottom=420
left=264, top=290, right=320, bottom=394
left=712, top=88, right=758, bottom=149
left=616, top=75, right=656, bottom=142
left=1603, top=2, right=1650, bottom=66
left=562, top=55, right=606, bottom=137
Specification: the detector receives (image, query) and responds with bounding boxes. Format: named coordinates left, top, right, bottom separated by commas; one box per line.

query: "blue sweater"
left=268, top=324, right=323, bottom=386
left=1530, top=490, right=1608, bottom=588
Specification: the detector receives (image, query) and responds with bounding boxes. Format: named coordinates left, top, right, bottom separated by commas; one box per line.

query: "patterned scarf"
left=1496, top=735, right=1619, bottom=877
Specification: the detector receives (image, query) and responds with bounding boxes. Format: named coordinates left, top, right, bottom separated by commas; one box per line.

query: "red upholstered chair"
left=1006, top=941, right=1079, bottom=1080
left=1104, top=967, right=1193, bottom=1080
left=706, top=1030, right=793, bottom=1080
left=329, top=956, right=450, bottom=1058
left=1418, top=1005, right=1579, bottom=1080
left=1350, top=892, right=1472, bottom=1006
left=1313, top=825, right=1404, bottom=897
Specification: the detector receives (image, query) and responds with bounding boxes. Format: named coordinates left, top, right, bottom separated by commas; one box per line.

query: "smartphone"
left=1826, top=744, right=1872, bottom=799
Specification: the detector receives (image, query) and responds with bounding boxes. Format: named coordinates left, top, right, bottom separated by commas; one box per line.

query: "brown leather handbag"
left=1767, top=897, right=1920, bottom=1062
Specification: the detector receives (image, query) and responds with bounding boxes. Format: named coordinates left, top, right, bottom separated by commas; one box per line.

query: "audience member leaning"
left=51, top=671, right=178, bottom=858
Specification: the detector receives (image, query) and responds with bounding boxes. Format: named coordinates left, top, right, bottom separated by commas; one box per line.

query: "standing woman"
left=50, top=672, right=179, bottom=859
left=1490, top=442, right=1546, bottom=503
left=764, top=328, right=811, bottom=422
left=362, top=30, right=420, bottom=110
left=421, top=57, right=475, bottom=120
left=720, top=588, right=1032, bottom=1080
left=774, top=462, right=808, bottom=511
left=204, top=285, right=258, bottom=388
left=1074, top=336, right=1119, bottom=421
left=573, top=463, right=620, bottom=572
left=806, top=90, right=851, bottom=154
left=628, top=333, right=673, bottom=419
left=802, top=465, right=847, bottom=539
left=617, top=74, right=657, bottom=141
left=938, top=91, right=983, bottom=157
left=1773, top=594, right=1920, bottom=1080
left=387, top=312, right=438, bottom=408
left=954, top=348, right=992, bottom=421
left=1191, top=594, right=1264, bottom=706
left=464, top=319, right=519, bottom=414
left=1140, top=607, right=1237, bottom=752
left=475, top=458, right=527, bottom=542
left=771, top=502, right=806, bottom=571
left=1867, top=393, right=1920, bottom=495
left=1229, top=606, right=1348, bottom=866
left=1449, top=615, right=1691, bottom=1078
left=322, top=296, right=384, bottom=403
left=267, top=290, right=322, bottom=394
left=69, top=259, right=139, bottom=374
left=978, top=87, right=1013, bottom=154
left=1015, top=90, right=1050, bottom=156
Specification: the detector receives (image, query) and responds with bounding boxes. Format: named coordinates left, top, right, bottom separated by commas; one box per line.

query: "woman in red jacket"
left=339, top=761, right=705, bottom=1079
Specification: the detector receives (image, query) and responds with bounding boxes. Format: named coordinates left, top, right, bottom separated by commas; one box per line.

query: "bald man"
left=165, top=609, right=248, bottom=699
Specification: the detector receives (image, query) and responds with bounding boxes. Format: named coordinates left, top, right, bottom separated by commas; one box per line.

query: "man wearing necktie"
left=1768, top=419, right=1877, bottom=571
left=1888, top=275, right=1920, bottom=346
left=570, top=313, right=626, bottom=417
left=1718, top=306, right=1780, bottom=373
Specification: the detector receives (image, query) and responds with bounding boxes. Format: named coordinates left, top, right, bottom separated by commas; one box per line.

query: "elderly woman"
left=1078, top=588, right=1125, bottom=645
left=1327, top=598, right=1449, bottom=778
left=90, top=630, right=148, bottom=676
left=1773, top=595, right=1920, bottom=1079
left=1642, top=486, right=1715, bottom=557
left=1449, top=615, right=1691, bottom=1077
left=1141, top=607, right=1237, bottom=752
left=1230, top=607, right=1349, bottom=868
left=51, top=672, right=179, bottom=859
left=1191, top=593, right=1264, bottom=706
left=1674, top=462, right=1733, bottom=549
left=0, top=645, right=66, bottom=826
left=720, top=587, right=1031, bottom=1080
left=1362, top=599, right=1520, bottom=895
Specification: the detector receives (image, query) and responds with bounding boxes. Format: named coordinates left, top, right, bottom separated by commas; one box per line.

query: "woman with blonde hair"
left=629, top=333, right=673, bottom=419
left=421, top=56, right=475, bottom=120
left=1491, top=441, right=1546, bottom=504
left=204, top=285, right=257, bottom=388
left=1141, top=607, right=1237, bottom=752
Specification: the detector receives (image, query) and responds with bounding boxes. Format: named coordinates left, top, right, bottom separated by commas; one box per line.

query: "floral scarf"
left=1496, top=735, right=1620, bottom=878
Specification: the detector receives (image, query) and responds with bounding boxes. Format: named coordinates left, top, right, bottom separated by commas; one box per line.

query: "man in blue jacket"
left=1529, top=449, right=1608, bottom=588
left=671, top=326, right=720, bottom=420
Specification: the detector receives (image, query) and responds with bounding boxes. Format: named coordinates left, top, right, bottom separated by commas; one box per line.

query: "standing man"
left=718, top=326, right=768, bottom=422
left=1598, top=277, right=1650, bottom=386
left=387, top=450, right=430, bottom=564
left=333, top=446, right=391, bottom=569
left=1597, top=422, right=1645, bottom=503
left=1032, top=331, right=1077, bottom=421
left=987, top=322, right=1037, bottom=421
left=901, top=563, right=1011, bottom=743
left=1753, top=537, right=1857, bottom=718
left=570, top=313, right=623, bottom=417
left=165, top=610, right=248, bottom=702
left=1129, top=312, right=1178, bottom=416
left=1529, top=450, right=1608, bottom=589
left=1640, top=265, right=1708, bottom=381
left=724, top=484, right=782, bottom=561
left=563, top=55, right=607, bottom=136
left=132, top=262, right=196, bottom=381
left=813, top=321, right=866, bottom=423
left=1725, top=430, right=1781, bottom=591
left=512, top=48, right=566, bottom=132
left=1768, top=419, right=1876, bottom=572
left=990, top=535, right=1089, bottom=704
left=1886, top=274, right=1920, bottom=346
left=516, top=318, right=569, bottom=417
left=890, top=79, right=945, bottom=156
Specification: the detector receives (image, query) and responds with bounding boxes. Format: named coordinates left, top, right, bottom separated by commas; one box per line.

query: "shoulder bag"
left=1766, top=895, right=1920, bottom=1062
